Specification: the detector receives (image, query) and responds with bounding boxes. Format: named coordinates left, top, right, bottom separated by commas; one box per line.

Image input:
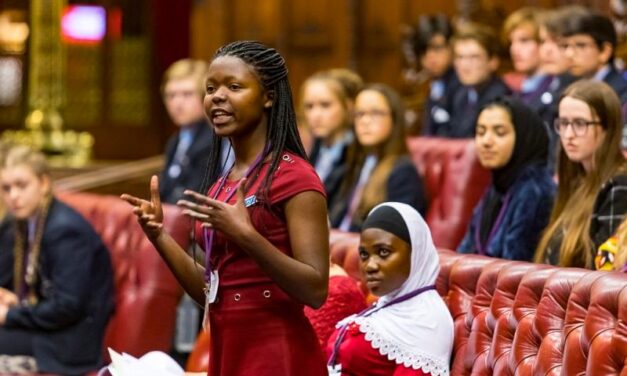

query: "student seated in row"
left=458, top=97, right=555, bottom=260
left=301, top=68, right=363, bottom=208
left=535, top=80, right=627, bottom=268
left=408, top=14, right=460, bottom=136
left=431, top=23, right=510, bottom=138
left=0, top=145, right=114, bottom=375
left=562, top=12, right=627, bottom=104
left=329, top=84, right=427, bottom=231
left=327, top=202, right=453, bottom=376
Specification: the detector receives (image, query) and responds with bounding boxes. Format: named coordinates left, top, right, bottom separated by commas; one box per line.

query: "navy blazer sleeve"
left=458, top=202, right=482, bottom=254
left=500, top=185, right=554, bottom=261
left=0, top=219, right=12, bottom=288
left=5, top=216, right=108, bottom=331
left=386, top=158, right=428, bottom=216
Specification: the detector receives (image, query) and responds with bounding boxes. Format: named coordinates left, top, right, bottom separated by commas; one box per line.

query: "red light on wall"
left=108, top=7, right=122, bottom=40
left=62, top=5, right=106, bottom=44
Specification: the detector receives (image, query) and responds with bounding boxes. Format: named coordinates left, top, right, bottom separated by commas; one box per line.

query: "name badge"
left=244, top=195, right=257, bottom=207
left=203, top=270, right=219, bottom=331
left=327, top=364, right=342, bottom=376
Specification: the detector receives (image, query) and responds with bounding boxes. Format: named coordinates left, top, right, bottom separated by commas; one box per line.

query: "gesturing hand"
left=0, top=288, right=18, bottom=307
left=178, top=178, right=255, bottom=241
left=121, top=175, right=164, bottom=241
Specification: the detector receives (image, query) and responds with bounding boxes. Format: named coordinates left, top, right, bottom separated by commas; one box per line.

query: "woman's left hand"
left=178, top=178, right=255, bottom=240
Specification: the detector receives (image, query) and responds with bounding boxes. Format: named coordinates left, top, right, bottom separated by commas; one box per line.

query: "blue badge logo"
left=244, top=195, right=257, bottom=207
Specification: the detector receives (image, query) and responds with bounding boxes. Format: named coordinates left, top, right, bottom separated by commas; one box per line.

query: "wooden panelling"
left=283, top=0, right=353, bottom=97
left=355, top=0, right=405, bottom=88
left=406, top=0, right=457, bottom=18
left=190, top=0, right=229, bottom=60
left=285, top=0, right=337, bottom=50
left=189, top=0, right=612, bottom=104
left=231, top=0, right=281, bottom=45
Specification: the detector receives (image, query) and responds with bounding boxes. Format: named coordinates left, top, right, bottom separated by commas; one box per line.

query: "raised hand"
left=178, top=178, right=255, bottom=241
left=121, top=175, right=164, bottom=241
left=0, top=287, right=18, bottom=307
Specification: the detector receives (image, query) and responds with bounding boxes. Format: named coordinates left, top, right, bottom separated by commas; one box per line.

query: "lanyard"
left=327, top=284, right=436, bottom=367
left=202, top=147, right=269, bottom=278
left=473, top=191, right=512, bottom=256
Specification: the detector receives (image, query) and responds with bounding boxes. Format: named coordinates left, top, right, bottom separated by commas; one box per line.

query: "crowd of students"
left=300, top=7, right=627, bottom=271
left=0, top=5, right=625, bottom=376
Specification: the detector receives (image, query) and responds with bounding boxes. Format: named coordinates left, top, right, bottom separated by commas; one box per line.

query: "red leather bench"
left=330, top=232, right=627, bottom=375
left=187, top=231, right=627, bottom=374
left=57, top=192, right=189, bottom=363
left=406, top=137, right=490, bottom=250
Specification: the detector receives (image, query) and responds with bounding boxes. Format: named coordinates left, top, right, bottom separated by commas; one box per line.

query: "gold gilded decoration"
left=12, top=0, right=93, bottom=165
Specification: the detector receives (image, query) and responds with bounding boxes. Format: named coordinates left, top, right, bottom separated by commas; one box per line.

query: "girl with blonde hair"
left=0, top=145, right=113, bottom=374
left=301, top=69, right=363, bottom=206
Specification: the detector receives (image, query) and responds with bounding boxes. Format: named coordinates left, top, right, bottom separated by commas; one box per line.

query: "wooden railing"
left=53, top=155, right=164, bottom=197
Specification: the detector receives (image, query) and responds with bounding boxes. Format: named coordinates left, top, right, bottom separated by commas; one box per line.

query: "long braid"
left=200, top=41, right=307, bottom=202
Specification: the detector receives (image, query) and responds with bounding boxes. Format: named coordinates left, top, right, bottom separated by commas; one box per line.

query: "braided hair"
left=200, top=41, right=307, bottom=201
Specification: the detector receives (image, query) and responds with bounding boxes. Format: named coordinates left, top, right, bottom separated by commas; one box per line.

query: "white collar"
left=340, top=203, right=454, bottom=375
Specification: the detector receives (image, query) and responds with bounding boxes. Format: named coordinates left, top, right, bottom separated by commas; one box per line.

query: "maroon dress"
left=326, top=322, right=432, bottom=376
left=305, top=275, right=367, bottom=348
left=198, top=152, right=327, bottom=376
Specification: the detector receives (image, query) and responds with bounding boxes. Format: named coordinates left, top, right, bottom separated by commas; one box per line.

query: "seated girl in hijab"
left=458, top=97, right=556, bottom=260
left=326, top=202, right=453, bottom=376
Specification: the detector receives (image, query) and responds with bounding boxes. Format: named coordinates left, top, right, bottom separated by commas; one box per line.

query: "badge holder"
left=327, top=364, right=342, bottom=376
left=203, top=269, right=219, bottom=331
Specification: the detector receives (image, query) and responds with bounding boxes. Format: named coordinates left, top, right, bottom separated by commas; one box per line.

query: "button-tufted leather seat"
left=57, top=192, right=190, bottom=362
left=187, top=230, right=627, bottom=374
left=406, top=137, right=490, bottom=250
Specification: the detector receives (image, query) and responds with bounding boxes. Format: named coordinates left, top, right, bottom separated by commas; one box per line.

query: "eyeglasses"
left=354, top=109, right=390, bottom=120
left=553, top=118, right=601, bottom=136
left=558, top=40, right=598, bottom=52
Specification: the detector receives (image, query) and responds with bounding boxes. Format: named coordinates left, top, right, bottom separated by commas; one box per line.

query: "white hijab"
left=342, top=202, right=454, bottom=375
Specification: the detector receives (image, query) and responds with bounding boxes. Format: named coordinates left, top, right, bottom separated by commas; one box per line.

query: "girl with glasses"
left=329, top=84, right=427, bottom=232
left=535, top=80, right=627, bottom=268
left=458, top=97, right=556, bottom=260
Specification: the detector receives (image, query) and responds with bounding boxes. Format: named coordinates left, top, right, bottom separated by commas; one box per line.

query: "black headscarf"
left=362, top=205, right=411, bottom=245
left=478, top=96, right=549, bottom=247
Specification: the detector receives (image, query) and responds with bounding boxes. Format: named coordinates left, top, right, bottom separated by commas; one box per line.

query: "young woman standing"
left=123, top=41, right=329, bottom=375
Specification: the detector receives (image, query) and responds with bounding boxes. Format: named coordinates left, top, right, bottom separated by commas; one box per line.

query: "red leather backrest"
left=487, top=263, right=537, bottom=376
left=508, top=268, right=555, bottom=375
left=461, top=260, right=508, bottom=375
left=57, top=192, right=189, bottom=358
left=534, top=268, right=587, bottom=376
left=446, top=256, right=496, bottom=375
left=406, top=137, right=490, bottom=250
left=435, top=249, right=462, bottom=301
left=329, top=230, right=362, bottom=289
left=188, top=230, right=627, bottom=375
left=583, top=273, right=627, bottom=375
left=561, top=272, right=605, bottom=375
